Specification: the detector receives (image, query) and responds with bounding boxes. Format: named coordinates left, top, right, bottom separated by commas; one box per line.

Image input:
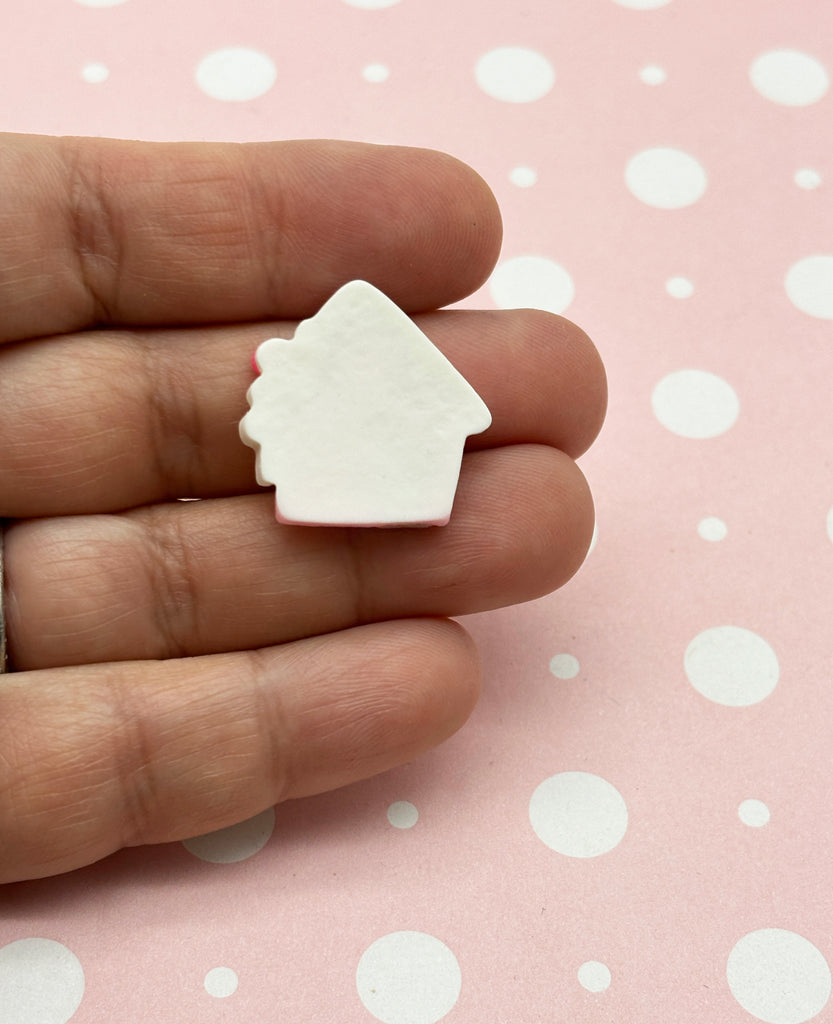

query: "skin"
left=0, top=133, right=607, bottom=883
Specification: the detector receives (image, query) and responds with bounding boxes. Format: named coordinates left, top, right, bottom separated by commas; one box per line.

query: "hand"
left=0, top=133, right=606, bottom=882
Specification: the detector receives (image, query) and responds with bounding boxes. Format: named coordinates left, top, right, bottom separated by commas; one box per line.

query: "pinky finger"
left=0, top=618, right=480, bottom=883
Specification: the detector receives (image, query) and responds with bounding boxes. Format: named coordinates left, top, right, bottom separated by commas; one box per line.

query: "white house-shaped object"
left=239, top=280, right=492, bottom=526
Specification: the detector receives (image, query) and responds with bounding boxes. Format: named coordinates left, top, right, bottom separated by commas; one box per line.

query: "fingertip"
left=280, top=617, right=482, bottom=800
left=402, top=445, right=597, bottom=611
left=419, top=616, right=483, bottom=738
left=419, top=149, right=504, bottom=305
left=505, top=310, right=607, bottom=459
left=563, top=320, right=608, bottom=459
left=515, top=446, right=596, bottom=592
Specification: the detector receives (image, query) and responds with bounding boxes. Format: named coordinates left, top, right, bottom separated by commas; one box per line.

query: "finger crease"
left=340, top=527, right=373, bottom=626
left=137, top=333, right=206, bottom=500
left=105, top=672, right=159, bottom=849
left=60, top=138, right=123, bottom=326
left=248, top=648, right=293, bottom=805
left=142, top=508, right=201, bottom=659
left=245, top=155, right=291, bottom=315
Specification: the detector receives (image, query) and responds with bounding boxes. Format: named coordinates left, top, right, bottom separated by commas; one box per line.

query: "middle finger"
left=0, top=309, right=605, bottom=518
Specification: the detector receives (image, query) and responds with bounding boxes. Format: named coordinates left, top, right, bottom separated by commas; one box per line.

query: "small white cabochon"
left=239, top=280, right=491, bottom=526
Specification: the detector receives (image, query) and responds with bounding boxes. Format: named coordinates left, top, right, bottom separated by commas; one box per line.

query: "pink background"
left=2, top=1, right=832, bottom=1022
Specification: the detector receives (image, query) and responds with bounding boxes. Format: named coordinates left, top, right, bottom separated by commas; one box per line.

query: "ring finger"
left=5, top=443, right=593, bottom=670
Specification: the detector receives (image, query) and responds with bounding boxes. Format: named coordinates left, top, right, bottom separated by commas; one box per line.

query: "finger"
left=0, top=133, right=502, bottom=344
left=0, top=617, right=479, bottom=882
left=0, top=309, right=606, bottom=518
left=5, top=445, right=593, bottom=671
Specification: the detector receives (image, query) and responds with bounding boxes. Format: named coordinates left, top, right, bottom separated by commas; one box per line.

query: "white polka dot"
left=343, top=0, right=401, bottom=7
left=490, top=256, right=575, bottom=314
left=684, top=626, right=779, bottom=707
left=510, top=166, right=538, bottom=187
left=785, top=255, right=833, bottom=319
left=652, top=369, right=739, bottom=439
left=578, top=961, right=611, bottom=993
left=588, top=519, right=598, bottom=554
left=363, top=63, right=390, bottom=83
left=549, top=654, right=580, bottom=679
left=387, top=800, right=418, bottom=829
left=794, top=169, right=822, bottom=190
left=475, top=47, right=555, bottom=103
left=665, top=276, right=694, bottom=298
left=750, top=50, right=829, bottom=107
left=612, top=0, right=672, bottom=7
left=182, top=807, right=275, bottom=863
left=698, top=516, right=727, bottom=541
left=356, top=931, right=461, bottom=1024
left=74, top=0, right=128, bottom=6
left=728, top=929, right=831, bottom=1024
left=626, top=147, right=707, bottom=209
left=738, top=799, right=771, bottom=828
left=639, top=65, right=667, bottom=85
left=529, top=772, right=628, bottom=857
left=195, top=48, right=277, bottom=102
left=81, top=63, right=109, bottom=84
left=204, top=967, right=238, bottom=998
left=0, top=939, right=85, bottom=1024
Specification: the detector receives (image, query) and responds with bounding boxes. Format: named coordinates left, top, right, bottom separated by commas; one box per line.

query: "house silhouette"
left=240, top=280, right=492, bottom=526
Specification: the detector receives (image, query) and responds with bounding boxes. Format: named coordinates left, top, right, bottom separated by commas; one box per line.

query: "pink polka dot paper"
left=2, top=1, right=832, bottom=1022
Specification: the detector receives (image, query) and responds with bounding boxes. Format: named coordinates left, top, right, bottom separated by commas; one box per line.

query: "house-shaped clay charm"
left=239, top=280, right=492, bottom=527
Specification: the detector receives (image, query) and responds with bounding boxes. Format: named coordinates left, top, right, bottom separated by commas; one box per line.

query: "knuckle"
left=137, top=334, right=207, bottom=500
left=59, top=137, right=123, bottom=325
left=140, top=507, right=201, bottom=659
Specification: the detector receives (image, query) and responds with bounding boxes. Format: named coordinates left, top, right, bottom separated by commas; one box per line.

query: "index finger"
left=0, top=133, right=502, bottom=344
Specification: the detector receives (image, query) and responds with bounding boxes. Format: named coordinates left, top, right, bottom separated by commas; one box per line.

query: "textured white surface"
left=240, top=280, right=491, bottom=526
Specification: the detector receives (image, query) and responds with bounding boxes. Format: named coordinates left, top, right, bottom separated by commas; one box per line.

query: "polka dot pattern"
left=81, top=63, right=109, bottom=84
left=549, top=653, right=580, bottom=679
left=529, top=772, right=629, bottom=857
left=475, top=47, right=555, bottom=103
left=387, top=800, right=419, bottom=828
left=665, top=276, right=694, bottom=298
left=0, top=939, right=85, bottom=1024
left=509, top=165, right=538, bottom=187
left=362, top=64, right=390, bottom=83
left=182, top=808, right=275, bottom=863
left=356, top=932, right=461, bottom=1024
left=2, top=3, right=831, bottom=1023
left=652, top=369, right=739, bottom=438
left=784, top=255, right=833, bottom=319
left=489, top=255, right=575, bottom=313
left=727, top=930, right=831, bottom=1024
left=684, top=626, right=779, bottom=707
left=625, top=147, right=708, bottom=209
left=204, top=967, right=239, bottom=998
left=794, top=168, right=822, bottom=190
left=639, top=65, right=667, bottom=85
left=578, top=960, right=612, bottom=993
left=750, top=50, right=830, bottom=106
left=195, top=48, right=277, bottom=102
left=738, top=799, right=770, bottom=828
left=697, top=516, right=727, bottom=541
